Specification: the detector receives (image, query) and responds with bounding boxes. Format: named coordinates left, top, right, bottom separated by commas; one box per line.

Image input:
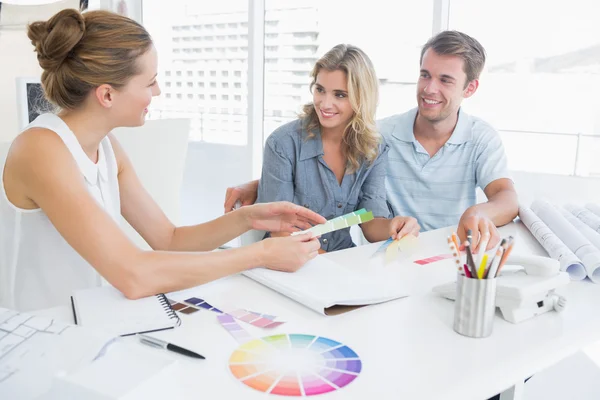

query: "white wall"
left=0, top=28, right=43, bottom=142
left=180, top=142, right=252, bottom=226
left=475, top=170, right=600, bottom=209
left=511, top=170, right=600, bottom=208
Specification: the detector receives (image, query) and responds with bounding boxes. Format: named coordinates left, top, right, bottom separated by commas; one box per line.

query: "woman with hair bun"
left=0, top=9, right=325, bottom=311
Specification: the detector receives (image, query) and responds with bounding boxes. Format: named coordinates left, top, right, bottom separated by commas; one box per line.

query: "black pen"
left=137, top=334, right=205, bottom=359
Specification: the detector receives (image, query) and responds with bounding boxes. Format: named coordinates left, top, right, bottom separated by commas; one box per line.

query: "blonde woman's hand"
left=389, top=216, right=420, bottom=240
left=244, top=201, right=326, bottom=233
left=259, top=233, right=321, bottom=272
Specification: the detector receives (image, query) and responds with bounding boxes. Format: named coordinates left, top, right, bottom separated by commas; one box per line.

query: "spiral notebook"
left=71, top=285, right=181, bottom=336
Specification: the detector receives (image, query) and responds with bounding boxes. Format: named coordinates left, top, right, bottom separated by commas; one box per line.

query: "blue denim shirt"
left=257, top=119, right=390, bottom=251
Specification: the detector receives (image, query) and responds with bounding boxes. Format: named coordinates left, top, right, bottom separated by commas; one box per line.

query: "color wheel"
left=229, top=334, right=362, bottom=396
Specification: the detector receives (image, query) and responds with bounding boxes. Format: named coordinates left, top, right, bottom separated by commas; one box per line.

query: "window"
left=263, top=0, right=432, bottom=140
left=449, top=0, right=600, bottom=176
left=144, top=0, right=248, bottom=144
left=165, top=71, right=171, bottom=77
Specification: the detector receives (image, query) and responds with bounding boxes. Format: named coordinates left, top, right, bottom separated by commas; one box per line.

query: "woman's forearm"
left=114, top=242, right=265, bottom=299
left=168, top=207, right=252, bottom=251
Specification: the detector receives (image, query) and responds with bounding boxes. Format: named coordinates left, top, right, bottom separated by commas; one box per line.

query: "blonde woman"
left=255, top=44, right=420, bottom=252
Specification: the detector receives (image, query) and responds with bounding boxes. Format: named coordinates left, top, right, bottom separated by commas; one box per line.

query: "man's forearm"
left=470, top=190, right=519, bottom=226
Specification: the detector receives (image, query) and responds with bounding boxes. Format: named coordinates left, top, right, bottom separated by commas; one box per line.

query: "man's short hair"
left=420, top=30, right=486, bottom=84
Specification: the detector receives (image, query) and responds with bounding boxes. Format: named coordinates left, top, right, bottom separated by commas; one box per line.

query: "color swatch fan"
left=228, top=334, right=362, bottom=396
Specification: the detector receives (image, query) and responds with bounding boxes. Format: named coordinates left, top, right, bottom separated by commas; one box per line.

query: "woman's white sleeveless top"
left=0, top=114, right=121, bottom=311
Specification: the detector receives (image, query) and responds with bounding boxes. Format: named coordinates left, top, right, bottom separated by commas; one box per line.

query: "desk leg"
left=499, top=381, right=524, bottom=400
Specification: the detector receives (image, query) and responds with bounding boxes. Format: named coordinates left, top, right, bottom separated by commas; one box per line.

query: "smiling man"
left=378, top=30, right=518, bottom=249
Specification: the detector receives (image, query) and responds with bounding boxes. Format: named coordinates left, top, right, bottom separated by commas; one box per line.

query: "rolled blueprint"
left=532, top=200, right=600, bottom=283
left=558, top=207, right=600, bottom=251
left=585, top=203, right=600, bottom=218
left=518, top=206, right=586, bottom=280
left=565, top=204, right=600, bottom=233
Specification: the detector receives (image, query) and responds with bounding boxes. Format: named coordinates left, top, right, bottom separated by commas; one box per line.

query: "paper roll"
left=532, top=201, right=600, bottom=284
left=518, top=206, right=586, bottom=280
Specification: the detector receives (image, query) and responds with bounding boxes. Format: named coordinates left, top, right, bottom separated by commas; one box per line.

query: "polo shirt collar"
left=446, top=108, right=472, bottom=145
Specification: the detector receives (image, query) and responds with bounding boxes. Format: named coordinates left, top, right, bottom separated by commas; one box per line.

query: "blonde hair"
left=300, top=44, right=380, bottom=172
left=27, top=8, right=153, bottom=110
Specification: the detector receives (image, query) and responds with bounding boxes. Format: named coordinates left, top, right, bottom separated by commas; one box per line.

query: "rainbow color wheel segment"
left=228, top=334, right=361, bottom=396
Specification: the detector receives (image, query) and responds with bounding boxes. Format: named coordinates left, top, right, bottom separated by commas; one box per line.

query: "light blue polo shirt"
left=379, top=107, right=510, bottom=231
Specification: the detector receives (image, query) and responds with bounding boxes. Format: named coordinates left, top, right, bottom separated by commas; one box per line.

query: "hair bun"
left=28, top=9, right=85, bottom=72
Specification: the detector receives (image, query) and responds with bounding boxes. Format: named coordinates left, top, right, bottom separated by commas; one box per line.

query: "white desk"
left=35, top=222, right=600, bottom=400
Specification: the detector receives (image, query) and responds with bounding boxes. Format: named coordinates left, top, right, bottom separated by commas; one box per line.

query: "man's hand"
left=224, top=180, right=259, bottom=213
left=457, top=209, right=500, bottom=253
left=243, top=201, right=326, bottom=233
left=389, top=216, right=420, bottom=240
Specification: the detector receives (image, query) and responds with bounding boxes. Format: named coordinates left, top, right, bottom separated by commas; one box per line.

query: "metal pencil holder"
left=453, top=274, right=497, bottom=338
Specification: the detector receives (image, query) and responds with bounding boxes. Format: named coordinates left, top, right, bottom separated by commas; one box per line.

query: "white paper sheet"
left=565, top=204, right=600, bottom=233
left=0, top=307, right=176, bottom=399
left=0, top=308, right=114, bottom=399
left=531, top=201, right=600, bottom=283
left=519, top=206, right=586, bottom=280
left=44, top=339, right=176, bottom=400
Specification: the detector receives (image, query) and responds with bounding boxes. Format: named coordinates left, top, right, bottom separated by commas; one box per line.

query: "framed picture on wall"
left=15, top=77, right=54, bottom=131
